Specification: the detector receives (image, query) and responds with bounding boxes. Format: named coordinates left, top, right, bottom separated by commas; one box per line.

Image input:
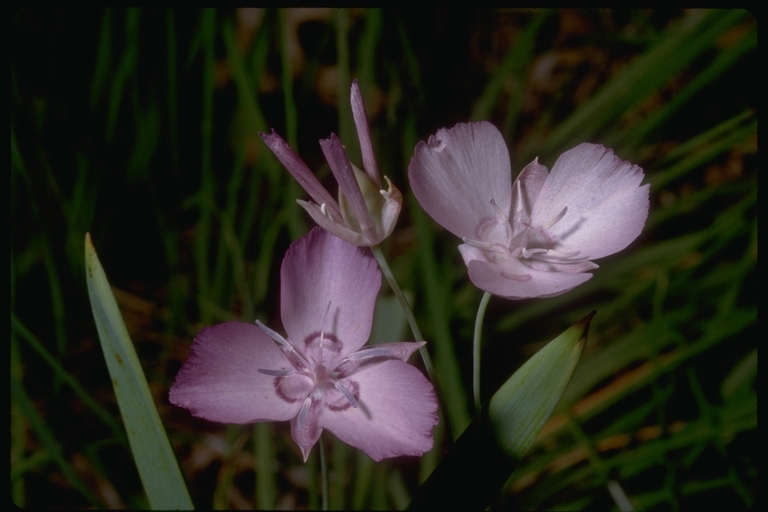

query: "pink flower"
left=261, top=80, right=402, bottom=247
left=169, top=228, right=437, bottom=461
left=408, top=121, right=649, bottom=299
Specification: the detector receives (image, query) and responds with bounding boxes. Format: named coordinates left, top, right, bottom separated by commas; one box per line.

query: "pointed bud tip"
left=577, top=310, right=597, bottom=343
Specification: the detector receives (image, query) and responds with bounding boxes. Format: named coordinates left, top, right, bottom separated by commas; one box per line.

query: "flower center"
left=462, top=196, right=588, bottom=271
left=254, top=303, right=360, bottom=418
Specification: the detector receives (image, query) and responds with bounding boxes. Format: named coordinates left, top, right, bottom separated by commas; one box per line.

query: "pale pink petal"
left=169, top=322, right=305, bottom=423
left=409, top=121, right=512, bottom=240
left=319, top=360, right=438, bottom=461
left=319, top=135, right=378, bottom=244
left=531, top=143, right=650, bottom=259
left=350, top=79, right=381, bottom=187
left=298, top=200, right=370, bottom=246
left=260, top=130, right=341, bottom=220
left=281, top=228, right=380, bottom=358
left=466, top=258, right=593, bottom=299
left=458, top=243, right=487, bottom=267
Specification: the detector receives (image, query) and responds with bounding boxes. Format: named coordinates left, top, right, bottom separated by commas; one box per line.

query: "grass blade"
left=85, top=233, right=193, bottom=510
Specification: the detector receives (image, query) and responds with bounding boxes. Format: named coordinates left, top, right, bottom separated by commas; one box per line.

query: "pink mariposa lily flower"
left=261, top=80, right=402, bottom=247
left=408, top=121, right=649, bottom=299
left=169, top=228, right=437, bottom=461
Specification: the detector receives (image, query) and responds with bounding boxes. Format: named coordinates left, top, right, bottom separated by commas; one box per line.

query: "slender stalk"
left=370, top=245, right=453, bottom=443
left=319, top=433, right=329, bottom=511
left=473, top=292, right=492, bottom=413
left=254, top=423, right=275, bottom=509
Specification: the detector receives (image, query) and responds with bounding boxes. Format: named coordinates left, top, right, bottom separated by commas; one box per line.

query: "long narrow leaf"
left=85, top=234, right=193, bottom=510
left=409, top=311, right=594, bottom=510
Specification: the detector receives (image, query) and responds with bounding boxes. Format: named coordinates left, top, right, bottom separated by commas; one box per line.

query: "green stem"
left=319, top=433, right=329, bottom=511
left=473, top=292, right=492, bottom=414
left=370, top=245, right=453, bottom=444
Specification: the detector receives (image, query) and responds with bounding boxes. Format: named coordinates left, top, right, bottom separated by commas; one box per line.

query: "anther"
left=257, top=368, right=296, bottom=377
left=255, top=320, right=293, bottom=350
left=334, top=381, right=358, bottom=408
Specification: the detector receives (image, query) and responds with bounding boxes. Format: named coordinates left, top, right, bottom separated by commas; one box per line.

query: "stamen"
left=319, top=301, right=332, bottom=353
left=255, top=320, right=292, bottom=350
left=489, top=198, right=507, bottom=220
left=521, top=247, right=548, bottom=258
left=257, top=368, right=295, bottom=377
left=500, top=271, right=532, bottom=281
left=347, top=347, right=396, bottom=361
left=334, top=381, right=358, bottom=408
left=296, top=396, right=313, bottom=429
left=514, top=180, right=525, bottom=214
left=523, top=248, right=585, bottom=261
left=462, top=237, right=508, bottom=255
left=320, top=203, right=332, bottom=218
left=541, top=207, right=568, bottom=231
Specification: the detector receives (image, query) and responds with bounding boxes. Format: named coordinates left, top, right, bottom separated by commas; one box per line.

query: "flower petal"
left=350, top=79, right=381, bottom=187
left=260, top=130, right=342, bottom=221
left=531, top=143, right=650, bottom=259
left=169, top=322, right=305, bottom=423
left=281, top=228, right=380, bottom=358
left=320, top=134, right=378, bottom=244
left=409, top=121, right=512, bottom=240
left=319, top=360, right=438, bottom=461
left=466, top=257, right=593, bottom=299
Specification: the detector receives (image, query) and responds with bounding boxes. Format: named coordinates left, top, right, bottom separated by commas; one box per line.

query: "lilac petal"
left=509, top=158, right=549, bottom=219
left=260, top=130, right=342, bottom=221
left=169, top=322, right=306, bottom=423
left=466, top=258, right=593, bottom=299
left=319, top=360, right=438, bottom=461
left=458, top=243, right=487, bottom=267
left=281, top=228, right=380, bottom=358
left=531, top=143, right=650, bottom=259
left=320, top=134, right=378, bottom=244
left=409, top=121, right=512, bottom=240
left=298, top=200, right=371, bottom=246
left=350, top=79, right=381, bottom=187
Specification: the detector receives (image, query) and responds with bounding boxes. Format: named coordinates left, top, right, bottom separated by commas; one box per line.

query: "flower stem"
left=319, top=433, right=329, bottom=511
left=370, top=245, right=454, bottom=444
left=473, top=292, right=492, bottom=414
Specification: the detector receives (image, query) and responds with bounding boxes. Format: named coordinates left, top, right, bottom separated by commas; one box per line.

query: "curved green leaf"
left=410, top=311, right=594, bottom=510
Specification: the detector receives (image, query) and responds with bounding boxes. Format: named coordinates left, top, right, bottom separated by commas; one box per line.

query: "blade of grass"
left=11, top=312, right=127, bottom=444
left=528, top=9, right=748, bottom=161
left=85, top=234, right=193, bottom=510
left=11, top=373, right=100, bottom=506
left=196, top=9, right=216, bottom=325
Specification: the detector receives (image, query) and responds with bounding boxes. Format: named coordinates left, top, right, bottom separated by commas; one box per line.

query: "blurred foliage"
left=11, top=8, right=755, bottom=509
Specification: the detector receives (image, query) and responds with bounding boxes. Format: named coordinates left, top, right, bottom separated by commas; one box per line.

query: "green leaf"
left=85, top=234, right=193, bottom=510
left=409, top=311, right=594, bottom=510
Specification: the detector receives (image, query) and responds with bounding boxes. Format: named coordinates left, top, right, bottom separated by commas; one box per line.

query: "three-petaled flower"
left=408, top=121, right=649, bottom=299
left=261, top=80, right=402, bottom=247
left=169, top=228, right=438, bottom=461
